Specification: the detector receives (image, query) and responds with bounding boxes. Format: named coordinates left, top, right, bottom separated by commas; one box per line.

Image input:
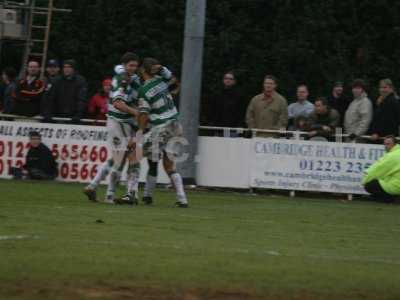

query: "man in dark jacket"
left=12, top=60, right=44, bottom=117
left=327, top=81, right=350, bottom=128
left=45, top=59, right=88, bottom=123
left=369, top=79, right=400, bottom=142
left=41, top=59, right=61, bottom=118
left=24, top=131, right=57, bottom=179
left=210, top=71, right=246, bottom=128
left=1, top=67, right=18, bottom=114
left=308, top=97, right=340, bottom=139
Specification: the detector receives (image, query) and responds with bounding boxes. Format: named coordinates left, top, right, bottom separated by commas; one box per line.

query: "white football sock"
left=170, top=172, right=187, bottom=204
left=88, top=159, right=113, bottom=189
left=126, top=162, right=140, bottom=195
left=106, top=170, right=121, bottom=197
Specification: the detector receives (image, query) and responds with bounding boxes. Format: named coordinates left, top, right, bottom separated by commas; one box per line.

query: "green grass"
left=1, top=179, right=400, bottom=299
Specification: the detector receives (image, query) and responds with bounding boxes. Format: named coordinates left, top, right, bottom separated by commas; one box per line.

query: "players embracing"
left=83, top=53, right=188, bottom=208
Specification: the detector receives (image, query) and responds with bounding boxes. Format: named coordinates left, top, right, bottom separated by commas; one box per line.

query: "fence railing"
left=0, top=113, right=390, bottom=141
left=198, top=125, right=384, bottom=141
left=0, top=113, right=107, bottom=124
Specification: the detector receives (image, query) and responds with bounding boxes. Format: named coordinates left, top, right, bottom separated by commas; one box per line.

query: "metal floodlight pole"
left=178, top=0, right=206, bottom=185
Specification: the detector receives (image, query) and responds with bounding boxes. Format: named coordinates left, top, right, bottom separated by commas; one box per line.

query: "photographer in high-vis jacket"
left=362, top=136, right=400, bottom=203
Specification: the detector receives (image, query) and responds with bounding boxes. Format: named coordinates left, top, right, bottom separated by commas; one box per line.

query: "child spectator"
left=11, top=131, right=57, bottom=180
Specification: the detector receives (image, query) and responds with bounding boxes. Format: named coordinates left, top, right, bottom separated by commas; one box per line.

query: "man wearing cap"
left=41, top=59, right=61, bottom=120
left=327, top=81, right=350, bottom=128
left=45, top=59, right=88, bottom=123
left=344, top=79, right=373, bottom=142
left=44, top=59, right=61, bottom=88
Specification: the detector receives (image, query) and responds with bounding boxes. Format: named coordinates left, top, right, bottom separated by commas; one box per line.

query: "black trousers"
left=28, top=168, right=55, bottom=180
left=365, top=180, right=395, bottom=203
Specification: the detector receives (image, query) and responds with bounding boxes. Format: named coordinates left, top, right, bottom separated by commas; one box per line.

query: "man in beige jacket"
left=246, top=75, right=288, bottom=137
left=344, top=79, right=373, bottom=142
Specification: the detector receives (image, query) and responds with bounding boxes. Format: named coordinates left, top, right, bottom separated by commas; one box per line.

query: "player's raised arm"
left=159, top=66, right=172, bottom=81
left=151, top=64, right=174, bottom=82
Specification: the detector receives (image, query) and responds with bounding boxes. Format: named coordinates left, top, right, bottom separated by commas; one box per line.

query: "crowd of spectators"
left=204, top=72, right=400, bottom=143
left=1, top=60, right=400, bottom=144
left=0, top=59, right=109, bottom=124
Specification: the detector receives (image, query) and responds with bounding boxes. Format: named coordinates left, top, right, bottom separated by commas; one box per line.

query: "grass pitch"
left=1, top=179, right=400, bottom=300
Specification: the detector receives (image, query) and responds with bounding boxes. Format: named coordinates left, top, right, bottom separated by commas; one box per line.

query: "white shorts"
left=107, top=118, right=137, bottom=152
left=143, top=120, right=184, bottom=161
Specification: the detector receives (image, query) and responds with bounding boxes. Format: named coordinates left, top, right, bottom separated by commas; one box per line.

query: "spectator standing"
left=246, top=75, right=288, bottom=137
left=88, top=78, right=111, bottom=123
left=46, top=59, right=88, bottom=123
left=11, top=61, right=44, bottom=118
left=328, top=81, right=349, bottom=127
left=44, top=59, right=61, bottom=86
left=0, top=81, right=4, bottom=109
left=369, top=79, right=400, bottom=142
left=1, top=67, right=17, bottom=114
left=210, top=71, right=245, bottom=129
left=308, top=97, right=340, bottom=139
left=344, top=79, right=373, bottom=142
left=42, top=59, right=61, bottom=117
left=288, top=84, right=314, bottom=129
left=363, top=136, right=400, bottom=203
